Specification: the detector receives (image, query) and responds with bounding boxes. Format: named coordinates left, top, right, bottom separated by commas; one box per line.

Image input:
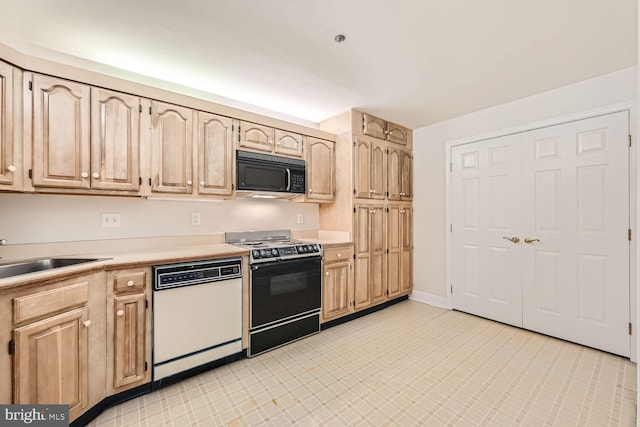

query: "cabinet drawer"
left=323, top=246, right=353, bottom=263
left=114, top=271, right=146, bottom=293
left=13, top=280, right=89, bottom=324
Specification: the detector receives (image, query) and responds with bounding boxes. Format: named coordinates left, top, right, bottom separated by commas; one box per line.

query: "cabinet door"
left=386, top=122, right=408, bottom=145
left=387, top=147, right=401, bottom=201
left=0, top=61, right=15, bottom=187
left=401, top=207, right=413, bottom=294
left=32, top=74, right=91, bottom=189
left=90, top=88, right=140, bottom=191
left=307, top=138, right=335, bottom=202
left=14, top=307, right=89, bottom=420
left=197, top=112, right=233, bottom=196
left=274, top=129, right=304, bottom=158
left=370, top=141, right=386, bottom=199
left=400, top=150, right=413, bottom=200
left=322, top=260, right=352, bottom=322
left=238, top=121, right=273, bottom=152
left=353, top=137, right=371, bottom=199
left=354, top=205, right=372, bottom=309
left=362, top=113, right=387, bottom=140
left=370, top=206, right=387, bottom=304
left=150, top=101, right=193, bottom=194
left=387, top=205, right=402, bottom=299
left=113, top=294, right=146, bottom=389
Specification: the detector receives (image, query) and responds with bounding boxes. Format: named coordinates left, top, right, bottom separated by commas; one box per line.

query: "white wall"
left=0, top=193, right=319, bottom=245
left=413, top=66, right=638, bottom=303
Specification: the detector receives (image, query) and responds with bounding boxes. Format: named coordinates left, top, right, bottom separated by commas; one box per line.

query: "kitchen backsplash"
left=0, top=193, right=319, bottom=245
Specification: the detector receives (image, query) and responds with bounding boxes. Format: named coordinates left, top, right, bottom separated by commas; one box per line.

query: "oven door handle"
left=251, top=256, right=321, bottom=270
left=285, top=168, right=291, bottom=191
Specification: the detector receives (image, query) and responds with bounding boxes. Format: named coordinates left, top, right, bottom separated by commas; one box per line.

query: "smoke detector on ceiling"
left=334, top=34, right=346, bottom=43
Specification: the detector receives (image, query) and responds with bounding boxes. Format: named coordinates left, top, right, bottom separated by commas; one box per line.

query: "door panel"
left=521, top=111, right=629, bottom=356
left=451, top=134, right=523, bottom=327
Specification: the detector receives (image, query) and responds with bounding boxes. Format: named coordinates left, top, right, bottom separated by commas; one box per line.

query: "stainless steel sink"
left=0, top=258, right=108, bottom=280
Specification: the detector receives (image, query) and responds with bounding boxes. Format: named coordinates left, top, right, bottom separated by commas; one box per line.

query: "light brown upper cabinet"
left=388, top=146, right=413, bottom=201
left=150, top=101, right=194, bottom=194
left=31, top=75, right=141, bottom=192
left=90, top=88, right=140, bottom=192
left=0, top=61, right=17, bottom=189
left=362, top=112, right=409, bottom=146
left=196, top=112, right=234, bottom=196
left=238, top=121, right=304, bottom=158
left=32, top=74, right=91, bottom=189
left=306, top=138, right=335, bottom=202
left=354, top=136, right=385, bottom=200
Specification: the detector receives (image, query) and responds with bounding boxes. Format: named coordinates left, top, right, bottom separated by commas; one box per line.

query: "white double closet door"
left=450, top=111, right=630, bottom=356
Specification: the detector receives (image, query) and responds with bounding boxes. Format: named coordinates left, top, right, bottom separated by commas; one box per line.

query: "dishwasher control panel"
left=153, top=258, right=242, bottom=290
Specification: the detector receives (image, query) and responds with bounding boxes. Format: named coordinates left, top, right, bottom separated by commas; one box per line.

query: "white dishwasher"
left=152, top=257, right=243, bottom=387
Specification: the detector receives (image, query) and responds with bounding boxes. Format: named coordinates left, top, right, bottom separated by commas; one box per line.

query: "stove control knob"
left=298, top=246, right=305, bottom=253
left=272, top=249, right=278, bottom=256
left=252, top=250, right=261, bottom=258
left=307, top=245, right=313, bottom=252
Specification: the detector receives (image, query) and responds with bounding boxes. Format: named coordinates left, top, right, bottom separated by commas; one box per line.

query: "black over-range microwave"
left=236, top=150, right=306, bottom=194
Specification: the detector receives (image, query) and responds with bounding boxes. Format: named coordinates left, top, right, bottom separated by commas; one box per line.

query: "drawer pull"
left=83, top=320, right=91, bottom=328
left=127, top=280, right=135, bottom=287
left=7, top=165, right=16, bottom=172
left=116, top=310, right=124, bottom=317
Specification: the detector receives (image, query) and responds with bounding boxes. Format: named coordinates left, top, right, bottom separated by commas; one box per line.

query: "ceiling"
left=0, top=0, right=637, bottom=129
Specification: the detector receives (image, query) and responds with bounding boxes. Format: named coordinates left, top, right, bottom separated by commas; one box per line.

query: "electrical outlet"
left=102, top=213, right=121, bottom=228
left=191, top=212, right=201, bottom=226
left=297, top=213, right=304, bottom=224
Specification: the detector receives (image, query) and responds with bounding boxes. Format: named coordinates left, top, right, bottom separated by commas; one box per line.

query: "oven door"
left=250, top=256, right=322, bottom=328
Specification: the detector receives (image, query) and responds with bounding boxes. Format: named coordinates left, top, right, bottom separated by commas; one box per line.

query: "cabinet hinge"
left=149, top=106, right=152, bottom=115
left=353, top=254, right=356, bottom=260
left=138, top=177, right=142, bottom=185
left=386, top=191, right=389, bottom=197
left=139, top=105, right=142, bottom=113
left=386, top=207, right=389, bottom=213
left=629, top=229, right=632, bottom=241
left=28, top=169, right=32, bottom=180
left=145, top=361, right=148, bottom=371
left=8, top=340, right=14, bottom=355
left=353, top=141, right=356, bottom=147
left=149, top=178, right=152, bottom=186
left=353, top=207, right=356, bottom=213
left=449, top=162, right=452, bottom=172
left=628, top=323, right=633, bottom=335
left=450, top=224, right=453, bottom=233
left=145, top=299, right=149, bottom=309
left=232, top=183, right=234, bottom=191
left=232, top=124, right=234, bottom=132
left=629, top=135, right=632, bottom=147
left=450, top=284, right=453, bottom=294
left=28, top=81, right=32, bottom=91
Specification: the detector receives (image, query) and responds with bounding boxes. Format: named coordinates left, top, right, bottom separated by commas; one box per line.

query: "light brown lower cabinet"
left=321, top=245, right=354, bottom=323
left=9, top=272, right=106, bottom=422
left=107, top=268, right=151, bottom=393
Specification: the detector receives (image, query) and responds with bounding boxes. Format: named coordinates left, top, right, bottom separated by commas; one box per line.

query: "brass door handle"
left=524, top=237, right=540, bottom=244
left=503, top=236, right=520, bottom=243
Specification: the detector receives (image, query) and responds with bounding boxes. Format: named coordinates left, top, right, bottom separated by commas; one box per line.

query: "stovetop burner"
left=225, top=230, right=322, bottom=264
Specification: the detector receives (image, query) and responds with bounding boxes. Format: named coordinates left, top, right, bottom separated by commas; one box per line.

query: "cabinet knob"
left=309, top=189, right=313, bottom=193
left=127, top=280, right=135, bottom=287
left=269, top=140, right=274, bottom=145
left=200, top=181, right=205, bottom=186
left=83, top=320, right=91, bottom=328
left=92, top=172, right=100, bottom=179
left=187, top=180, right=193, bottom=186
left=326, top=271, right=329, bottom=276
left=337, top=253, right=342, bottom=258
left=7, top=165, right=16, bottom=172
left=81, top=172, right=89, bottom=178
left=116, top=310, right=124, bottom=317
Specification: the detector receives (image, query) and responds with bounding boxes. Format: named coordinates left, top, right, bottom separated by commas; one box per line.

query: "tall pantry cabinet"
left=319, top=110, right=413, bottom=319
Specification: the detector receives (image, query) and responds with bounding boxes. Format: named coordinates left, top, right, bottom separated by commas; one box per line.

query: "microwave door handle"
left=286, top=168, right=291, bottom=191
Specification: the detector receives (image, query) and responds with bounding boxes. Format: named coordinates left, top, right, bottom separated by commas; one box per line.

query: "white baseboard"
left=409, top=291, right=451, bottom=309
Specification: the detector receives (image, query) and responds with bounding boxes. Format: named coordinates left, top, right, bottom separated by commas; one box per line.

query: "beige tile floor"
left=89, top=300, right=636, bottom=426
